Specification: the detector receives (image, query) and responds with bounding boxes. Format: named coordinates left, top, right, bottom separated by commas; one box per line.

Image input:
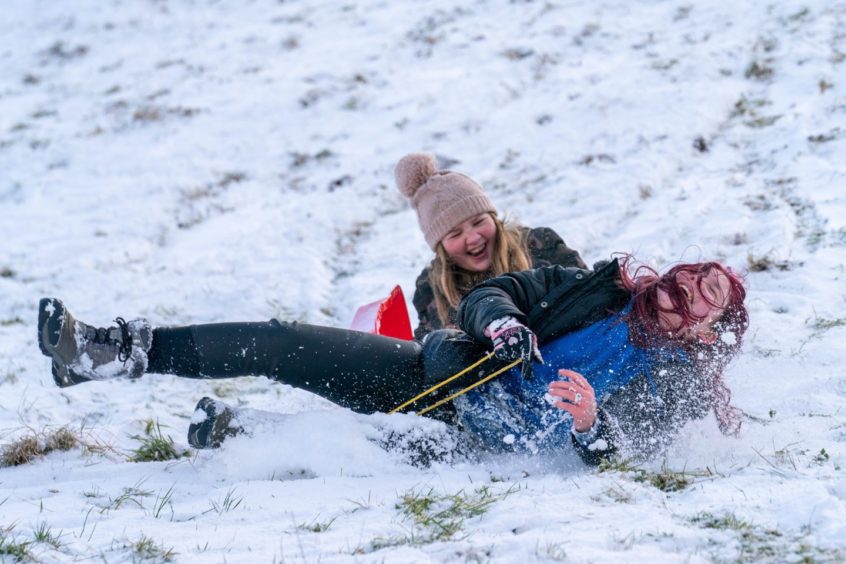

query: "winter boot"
left=37, top=297, right=152, bottom=387
left=187, top=397, right=244, bottom=449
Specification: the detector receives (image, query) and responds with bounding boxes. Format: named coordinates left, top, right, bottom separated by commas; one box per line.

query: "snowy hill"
left=1, top=1, right=845, bottom=562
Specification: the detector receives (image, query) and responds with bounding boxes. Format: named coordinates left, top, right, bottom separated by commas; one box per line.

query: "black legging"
left=147, top=320, right=422, bottom=413
left=147, top=319, right=503, bottom=419
left=146, top=321, right=495, bottom=416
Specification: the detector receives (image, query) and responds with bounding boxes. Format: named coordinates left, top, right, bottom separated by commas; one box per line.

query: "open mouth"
left=467, top=242, right=487, bottom=257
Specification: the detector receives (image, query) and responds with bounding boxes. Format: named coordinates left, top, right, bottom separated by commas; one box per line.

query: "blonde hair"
left=430, top=215, right=531, bottom=325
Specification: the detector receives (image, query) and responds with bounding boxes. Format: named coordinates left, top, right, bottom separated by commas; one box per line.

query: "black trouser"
left=146, top=320, right=495, bottom=416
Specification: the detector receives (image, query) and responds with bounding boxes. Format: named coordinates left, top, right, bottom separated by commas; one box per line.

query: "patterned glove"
left=485, top=317, right=544, bottom=379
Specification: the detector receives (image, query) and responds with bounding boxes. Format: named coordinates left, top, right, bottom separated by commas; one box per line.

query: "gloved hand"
left=485, top=317, right=544, bottom=379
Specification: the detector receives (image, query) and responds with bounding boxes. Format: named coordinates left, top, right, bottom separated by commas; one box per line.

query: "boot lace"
left=91, top=317, right=133, bottom=363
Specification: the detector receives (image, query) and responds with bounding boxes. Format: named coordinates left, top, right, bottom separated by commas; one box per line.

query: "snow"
left=720, top=331, right=737, bottom=345
left=1, top=0, right=845, bottom=562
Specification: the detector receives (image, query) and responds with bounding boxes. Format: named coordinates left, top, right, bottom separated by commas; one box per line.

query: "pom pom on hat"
left=394, top=153, right=437, bottom=198
left=394, top=153, right=497, bottom=250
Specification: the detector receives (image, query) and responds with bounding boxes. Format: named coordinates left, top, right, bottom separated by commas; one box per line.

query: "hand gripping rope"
left=389, top=352, right=522, bottom=416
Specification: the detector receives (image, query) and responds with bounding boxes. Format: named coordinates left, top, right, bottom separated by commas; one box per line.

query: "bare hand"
left=547, top=369, right=597, bottom=433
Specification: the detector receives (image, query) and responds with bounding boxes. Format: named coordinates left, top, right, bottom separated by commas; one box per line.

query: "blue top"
left=453, top=303, right=684, bottom=454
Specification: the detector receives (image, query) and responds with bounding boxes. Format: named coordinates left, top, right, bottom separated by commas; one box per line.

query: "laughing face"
left=440, top=213, right=497, bottom=272
left=656, top=266, right=733, bottom=343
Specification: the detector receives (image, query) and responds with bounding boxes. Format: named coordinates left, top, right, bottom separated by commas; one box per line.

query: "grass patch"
left=690, top=511, right=750, bottom=530
left=82, top=486, right=102, bottom=499
left=745, top=61, right=774, bottom=80
left=297, top=516, right=337, bottom=533
left=153, top=486, right=176, bottom=520
left=0, top=525, right=33, bottom=562
left=743, top=194, right=775, bottom=212
left=366, top=484, right=517, bottom=551
left=398, top=485, right=505, bottom=538
left=96, top=479, right=153, bottom=514
left=651, top=58, right=678, bottom=71
left=807, top=315, right=846, bottom=334
left=132, top=105, right=199, bottom=123
left=31, top=521, right=64, bottom=549
left=207, top=487, right=243, bottom=515
left=799, top=314, right=846, bottom=351
left=128, top=420, right=189, bottom=463
left=747, top=252, right=791, bottom=272
left=745, top=115, right=782, bottom=129
left=600, top=482, right=634, bottom=504
left=731, top=96, right=770, bottom=118
left=125, top=534, right=176, bottom=563
left=598, top=458, right=697, bottom=492
left=689, top=511, right=845, bottom=562
left=1, top=426, right=80, bottom=467
left=808, top=130, right=838, bottom=144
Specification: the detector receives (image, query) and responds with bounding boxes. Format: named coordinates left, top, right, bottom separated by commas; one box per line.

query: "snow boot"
left=187, top=397, right=244, bottom=449
left=37, top=297, right=152, bottom=387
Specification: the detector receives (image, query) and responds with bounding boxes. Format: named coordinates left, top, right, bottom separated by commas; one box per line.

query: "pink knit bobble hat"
left=394, top=153, right=497, bottom=250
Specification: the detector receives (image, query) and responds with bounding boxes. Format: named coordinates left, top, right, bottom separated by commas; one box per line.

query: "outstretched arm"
left=456, top=259, right=627, bottom=346
left=456, top=265, right=572, bottom=342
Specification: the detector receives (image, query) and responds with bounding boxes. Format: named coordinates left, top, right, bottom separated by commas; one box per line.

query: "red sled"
left=350, top=285, right=414, bottom=341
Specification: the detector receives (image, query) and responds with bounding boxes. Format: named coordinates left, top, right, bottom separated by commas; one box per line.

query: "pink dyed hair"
left=617, top=255, right=749, bottom=435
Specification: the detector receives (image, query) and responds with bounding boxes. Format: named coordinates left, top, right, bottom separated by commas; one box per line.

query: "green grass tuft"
left=129, top=420, right=189, bottom=463
left=366, top=484, right=518, bottom=551
left=207, top=487, right=243, bottom=515
left=297, top=516, right=337, bottom=533
left=96, top=480, right=153, bottom=514
left=690, top=511, right=751, bottom=530
left=0, top=525, right=34, bottom=562
left=689, top=511, right=846, bottom=562
left=598, top=458, right=696, bottom=492
left=128, top=534, right=176, bottom=563
left=32, top=520, right=64, bottom=549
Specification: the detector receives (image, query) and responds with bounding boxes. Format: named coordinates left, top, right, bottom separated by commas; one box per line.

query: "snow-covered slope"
left=1, top=1, right=845, bottom=562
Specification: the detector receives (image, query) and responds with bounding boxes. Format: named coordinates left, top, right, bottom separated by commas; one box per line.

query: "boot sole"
left=51, top=359, right=91, bottom=388
left=188, top=397, right=241, bottom=449
left=188, top=397, right=217, bottom=449
left=38, top=298, right=66, bottom=358
left=39, top=298, right=91, bottom=388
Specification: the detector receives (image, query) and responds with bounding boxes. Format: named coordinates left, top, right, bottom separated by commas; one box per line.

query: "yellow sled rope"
left=389, top=352, right=522, bottom=416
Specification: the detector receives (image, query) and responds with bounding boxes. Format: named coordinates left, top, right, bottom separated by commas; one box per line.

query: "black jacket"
left=457, top=259, right=630, bottom=345
left=412, top=226, right=587, bottom=339
left=455, top=260, right=715, bottom=465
